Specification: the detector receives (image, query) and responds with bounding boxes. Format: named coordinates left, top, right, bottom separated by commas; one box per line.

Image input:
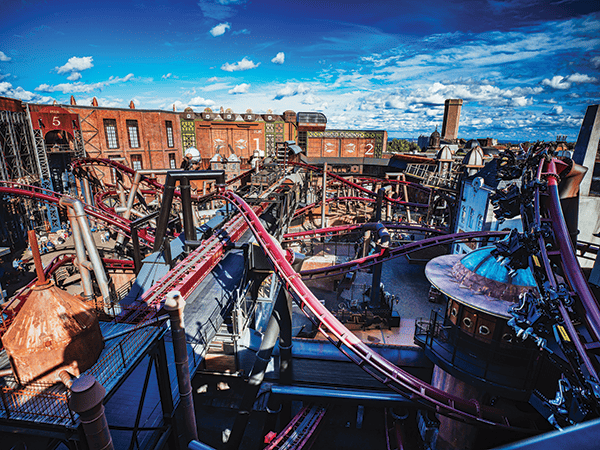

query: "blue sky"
left=0, top=0, right=599, bottom=142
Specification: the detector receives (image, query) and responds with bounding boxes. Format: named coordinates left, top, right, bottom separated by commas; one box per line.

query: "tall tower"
left=441, top=99, right=463, bottom=141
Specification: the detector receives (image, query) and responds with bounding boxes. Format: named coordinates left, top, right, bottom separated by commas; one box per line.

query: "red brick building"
left=64, top=98, right=183, bottom=176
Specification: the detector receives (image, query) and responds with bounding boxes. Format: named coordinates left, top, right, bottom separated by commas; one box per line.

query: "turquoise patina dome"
left=460, top=246, right=537, bottom=288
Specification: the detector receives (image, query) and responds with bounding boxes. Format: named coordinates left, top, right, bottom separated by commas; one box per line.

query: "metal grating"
left=0, top=321, right=163, bottom=428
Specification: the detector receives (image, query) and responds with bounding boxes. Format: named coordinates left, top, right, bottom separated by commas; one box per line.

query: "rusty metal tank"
left=2, top=230, right=104, bottom=385
left=2, top=279, right=104, bottom=385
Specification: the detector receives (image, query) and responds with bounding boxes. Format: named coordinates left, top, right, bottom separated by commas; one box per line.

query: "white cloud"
left=55, top=56, right=93, bottom=74
left=210, top=23, right=230, bottom=37
left=274, top=83, right=309, bottom=100
left=566, top=73, right=597, bottom=83
left=593, top=56, right=600, bottom=68
left=0, top=51, right=11, bottom=62
left=271, top=52, right=285, bottom=64
left=189, top=96, right=216, bottom=107
left=67, top=72, right=82, bottom=81
left=207, top=76, right=219, bottom=82
left=162, top=73, right=172, bottom=79
left=542, top=75, right=571, bottom=90
left=0, top=80, right=54, bottom=103
left=35, top=73, right=134, bottom=94
left=221, top=57, right=260, bottom=72
left=201, top=82, right=233, bottom=92
left=542, top=73, right=597, bottom=90
left=229, top=83, right=250, bottom=94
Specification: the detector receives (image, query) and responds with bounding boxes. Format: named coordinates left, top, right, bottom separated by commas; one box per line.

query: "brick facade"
left=63, top=102, right=183, bottom=179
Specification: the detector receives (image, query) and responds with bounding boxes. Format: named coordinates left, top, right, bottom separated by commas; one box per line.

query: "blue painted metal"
left=493, top=416, right=600, bottom=450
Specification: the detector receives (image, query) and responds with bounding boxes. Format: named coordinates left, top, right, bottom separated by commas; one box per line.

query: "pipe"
left=400, top=174, right=411, bottom=222
left=27, top=230, right=46, bottom=285
left=60, top=198, right=111, bottom=306
left=67, top=207, right=94, bottom=300
left=268, top=384, right=415, bottom=406
left=116, top=172, right=143, bottom=246
left=82, top=176, right=93, bottom=206
left=321, top=162, right=327, bottom=228
left=227, top=287, right=287, bottom=449
left=69, top=375, right=114, bottom=450
left=165, top=291, right=198, bottom=445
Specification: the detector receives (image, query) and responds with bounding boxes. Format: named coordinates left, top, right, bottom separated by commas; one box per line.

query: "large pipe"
left=60, top=198, right=111, bottom=306
left=67, top=207, right=94, bottom=300
left=69, top=375, right=114, bottom=450
left=227, top=286, right=288, bottom=449
left=82, top=176, right=93, bottom=206
left=268, top=384, right=415, bottom=406
left=165, top=291, right=198, bottom=445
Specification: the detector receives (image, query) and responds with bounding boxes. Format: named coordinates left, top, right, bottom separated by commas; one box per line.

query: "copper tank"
left=2, top=231, right=104, bottom=385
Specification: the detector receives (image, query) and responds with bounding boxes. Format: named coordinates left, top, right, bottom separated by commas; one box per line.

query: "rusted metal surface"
left=2, top=280, right=104, bottom=385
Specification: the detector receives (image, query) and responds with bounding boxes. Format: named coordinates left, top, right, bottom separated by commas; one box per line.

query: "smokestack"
left=441, top=99, right=463, bottom=141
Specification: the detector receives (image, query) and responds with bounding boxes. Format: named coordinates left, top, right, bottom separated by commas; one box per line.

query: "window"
left=127, top=120, right=140, bottom=148
left=166, top=121, right=174, bottom=148
left=131, top=154, right=143, bottom=171
left=104, top=119, right=119, bottom=149
left=468, top=208, right=474, bottom=228
left=168, top=153, right=176, bottom=169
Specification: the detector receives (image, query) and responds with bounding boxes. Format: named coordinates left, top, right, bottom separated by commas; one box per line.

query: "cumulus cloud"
left=545, top=105, right=564, bottom=115
left=221, top=57, right=260, bottom=72
left=593, top=56, right=600, bottom=68
left=189, top=96, right=215, bottom=107
left=0, top=51, right=11, bottom=62
left=162, top=73, right=173, bottom=79
left=229, top=83, right=250, bottom=94
left=542, top=73, right=597, bottom=90
left=35, top=73, right=134, bottom=94
left=67, top=72, right=82, bottom=81
left=0, top=80, right=54, bottom=103
left=274, top=83, right=309, bottom=100
left=210, top=23, right=230, bottom=37
left=56, top=56, right=93, bottom=75
left=271, top=52, right=285, bottom=64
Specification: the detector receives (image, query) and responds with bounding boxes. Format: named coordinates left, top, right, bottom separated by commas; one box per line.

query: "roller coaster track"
left=282, top=222, right=447, bottom=243
left=217, top=189, right=531, bottom=431
left=286, top=161, right=429, bottom=209
left=0, top=182, right=135, bottom=235
left=531, top=158, right=600, bottom=379
left=72, top=157, right=257, bottom=192
left=118, top=201, right=270, bottom=324
left=264, top=403, right=327, bottom=450
left=298, top=230, right=506, bottom=280
left=353, top=176, right=431, bottom=194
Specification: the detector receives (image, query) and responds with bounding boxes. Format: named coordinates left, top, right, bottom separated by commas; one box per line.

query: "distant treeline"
left=387, top=138, right=422, bottom=153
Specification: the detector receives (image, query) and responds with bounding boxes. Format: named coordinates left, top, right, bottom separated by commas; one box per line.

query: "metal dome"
left=425, top=246, right=539, bottom=318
